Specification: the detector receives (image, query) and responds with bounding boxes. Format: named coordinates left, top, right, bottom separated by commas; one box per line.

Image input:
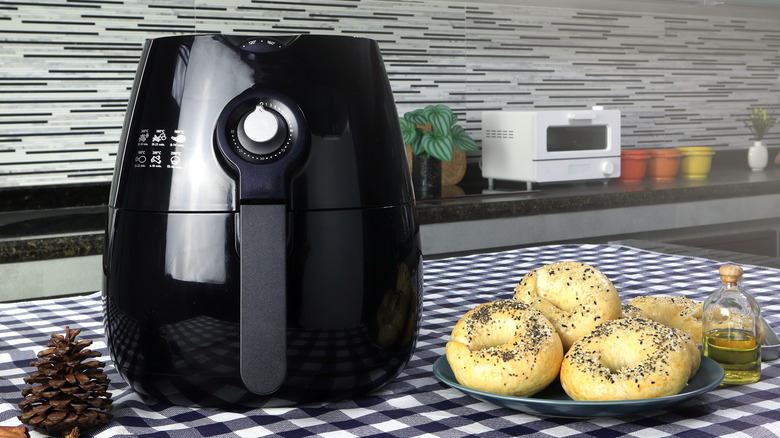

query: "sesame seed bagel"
left=621, top=303, right=644, bottom=319
left=446, top=299, right=563, bottom=397
left=560, top=317, right=701, bottom=401
left=626, top=296, right=702, bottom=344
left=513, top=262, right=622, bottom=351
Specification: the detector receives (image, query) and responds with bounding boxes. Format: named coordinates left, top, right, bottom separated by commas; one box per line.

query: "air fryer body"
left=103, top=34, right=422, bottom=407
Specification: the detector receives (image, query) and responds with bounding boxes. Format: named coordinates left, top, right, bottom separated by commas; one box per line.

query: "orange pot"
left=617, top=149, right=651, bottom=183
left=647, top=149, right=683, bottom=181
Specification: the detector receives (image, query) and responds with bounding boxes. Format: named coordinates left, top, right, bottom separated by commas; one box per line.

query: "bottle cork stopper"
left=719, top=264, right=743, bottom=280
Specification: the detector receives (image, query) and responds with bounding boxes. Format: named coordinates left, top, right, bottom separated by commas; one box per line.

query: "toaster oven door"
left=534, top=109, right=620, bottom=160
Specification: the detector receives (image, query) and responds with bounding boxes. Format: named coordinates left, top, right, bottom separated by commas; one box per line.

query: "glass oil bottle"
left=702, top=264, right=761, bottom=385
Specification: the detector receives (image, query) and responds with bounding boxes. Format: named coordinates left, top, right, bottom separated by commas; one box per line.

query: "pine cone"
left=18, top=327, right=113, bottom=437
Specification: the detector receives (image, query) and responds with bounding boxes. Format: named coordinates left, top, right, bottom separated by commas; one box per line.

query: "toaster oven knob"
left=601, top=161, right=616, bottom=176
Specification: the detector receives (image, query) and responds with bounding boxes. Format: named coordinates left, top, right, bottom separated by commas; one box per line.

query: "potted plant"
left=399, top=105, right=478, bottom=197
left=742, top=107, right=777, bottom=171
left=743, top=107, right=776, bottom=142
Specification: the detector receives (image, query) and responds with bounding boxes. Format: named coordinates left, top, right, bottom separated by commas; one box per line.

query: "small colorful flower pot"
left=647, top=149, right=683, bottom=181
left=677, top=147, right=715, bottom=179
left=617, top=149, right=651, bottom=183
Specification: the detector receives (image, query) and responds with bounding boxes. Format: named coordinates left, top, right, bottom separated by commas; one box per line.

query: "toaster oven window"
left=546, top=125, right=608, bottom=152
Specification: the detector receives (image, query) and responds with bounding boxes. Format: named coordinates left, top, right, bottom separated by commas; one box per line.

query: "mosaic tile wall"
left=1, top=0, right=778, bottom=187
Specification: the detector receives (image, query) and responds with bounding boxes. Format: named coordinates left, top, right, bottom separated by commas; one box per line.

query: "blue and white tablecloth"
left=2, top=244, right=780, bottom=437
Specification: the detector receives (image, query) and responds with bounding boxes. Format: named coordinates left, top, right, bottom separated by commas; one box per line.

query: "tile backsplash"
left=1, top=0, right=778, bottom=187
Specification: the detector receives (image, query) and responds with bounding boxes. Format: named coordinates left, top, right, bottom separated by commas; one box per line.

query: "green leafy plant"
left=743, top=107, right=777, bottom=141
left=399, top=104, right=478, bottom=162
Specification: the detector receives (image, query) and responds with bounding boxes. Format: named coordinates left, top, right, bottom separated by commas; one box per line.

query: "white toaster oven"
left=481, top=108, right=621, bottom=185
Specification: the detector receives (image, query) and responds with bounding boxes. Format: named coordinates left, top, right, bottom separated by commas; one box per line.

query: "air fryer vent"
left=484, top=129, right=514, bottom=139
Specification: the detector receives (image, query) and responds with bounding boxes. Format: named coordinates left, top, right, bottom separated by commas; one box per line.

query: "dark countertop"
left=417, top=155, right=780, bottom=224
left=0, top=184, right=109, bottom=263
left=2, top=149, right=780, bottom=264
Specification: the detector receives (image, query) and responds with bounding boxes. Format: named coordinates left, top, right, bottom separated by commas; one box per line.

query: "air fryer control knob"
left=221, top=97, right=298, bottom=164
left=238, top=104, right=288, bottom=155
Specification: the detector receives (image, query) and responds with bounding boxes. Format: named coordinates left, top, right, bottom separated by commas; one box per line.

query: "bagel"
left=621, top=303, right=644, bottom=319
left=513, top=262, right=621, bottom=351
left=626, top=296, right=702, bottom=344
left=560, top=317, right=701, bottom=401
left=446, top=299, right=563, bottom=397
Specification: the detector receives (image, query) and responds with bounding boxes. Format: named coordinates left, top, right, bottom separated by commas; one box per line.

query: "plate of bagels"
left=436, top=261, right=727, bottom=417
left=433, top=355, right=723, bottom=417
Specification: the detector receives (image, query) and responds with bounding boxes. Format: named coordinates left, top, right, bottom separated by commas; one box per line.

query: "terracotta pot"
left=677, top=147, right=715, bottom=179
left=617, top=149, right=651, bottom=183
left=647, top=149, right=682, bottom=181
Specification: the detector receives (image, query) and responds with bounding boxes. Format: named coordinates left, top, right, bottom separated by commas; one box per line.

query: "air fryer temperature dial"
left=225, top=100, right=296, bottom=163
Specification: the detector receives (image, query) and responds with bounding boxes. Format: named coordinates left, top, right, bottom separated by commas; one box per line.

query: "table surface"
left=2, top=244, right=780, bottom=437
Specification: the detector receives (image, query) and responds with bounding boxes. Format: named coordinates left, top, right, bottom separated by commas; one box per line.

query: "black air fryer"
left=103, top=34, right=422, bottom=407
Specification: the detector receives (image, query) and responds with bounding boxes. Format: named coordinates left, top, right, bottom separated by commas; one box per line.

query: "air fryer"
left=103, top=34, right=422, bottom=407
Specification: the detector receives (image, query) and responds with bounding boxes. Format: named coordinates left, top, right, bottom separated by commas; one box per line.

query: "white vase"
left=748, top=140, right=768, bottom=171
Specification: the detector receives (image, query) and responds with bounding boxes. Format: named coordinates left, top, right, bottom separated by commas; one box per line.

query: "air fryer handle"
left=215, top=89, right=308, bottom=395
left=239, top=204, right=286, bottom=394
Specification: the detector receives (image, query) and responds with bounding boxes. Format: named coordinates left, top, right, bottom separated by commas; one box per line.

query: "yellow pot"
left=676, top=147, right=715, bottom=180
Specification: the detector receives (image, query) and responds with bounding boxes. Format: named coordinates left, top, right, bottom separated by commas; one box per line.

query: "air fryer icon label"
left=134, top=128, right=186, bottom=170
left=171, top=132, right=186, bottom=145
left=168, top=151, right=182, bottom=169
left=150, top=150, right=163, bottom=168
left=151, top=129, right=167, bottom=146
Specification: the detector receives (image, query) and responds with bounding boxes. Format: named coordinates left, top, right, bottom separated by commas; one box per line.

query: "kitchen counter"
left=2, top=150, right=780, bottom=263
left=417, top=162, right=780, bottom=225
left=0, top=184, right=108, bottom=263
left=418, top=152, right=780, bottom=256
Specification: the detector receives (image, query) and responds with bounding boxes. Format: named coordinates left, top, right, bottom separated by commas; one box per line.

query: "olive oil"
left=703, top=328, right=761, bottom=385
left=702, top=264, right=762, bottom=386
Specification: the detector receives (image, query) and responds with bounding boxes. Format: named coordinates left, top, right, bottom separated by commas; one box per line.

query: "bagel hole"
left=471, top=325, right=517, bottom=351
left=601, top=353, right=636, bottom=375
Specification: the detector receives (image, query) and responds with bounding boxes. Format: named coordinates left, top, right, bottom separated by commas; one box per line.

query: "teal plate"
left=433, top=355, right=724, bottom=418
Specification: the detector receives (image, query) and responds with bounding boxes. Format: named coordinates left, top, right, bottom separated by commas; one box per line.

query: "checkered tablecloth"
left=2, top=244, right=780, bottom=437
